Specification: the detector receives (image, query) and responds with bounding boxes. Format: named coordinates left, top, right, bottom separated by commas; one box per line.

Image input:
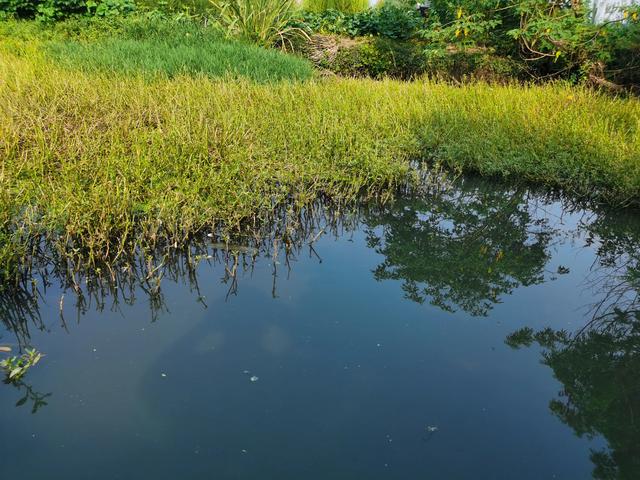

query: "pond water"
left=1, top=177, right=639, bottom=479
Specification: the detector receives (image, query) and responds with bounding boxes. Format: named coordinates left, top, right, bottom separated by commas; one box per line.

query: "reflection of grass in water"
left=0, top=200, right=365, bottom=345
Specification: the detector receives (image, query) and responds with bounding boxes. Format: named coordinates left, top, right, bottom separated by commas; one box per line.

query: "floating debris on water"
left=426, top=425, right=438, bottom=432
left=161, top=373, right=167, bottom=378
left=249, top=376, right=259, bottom=382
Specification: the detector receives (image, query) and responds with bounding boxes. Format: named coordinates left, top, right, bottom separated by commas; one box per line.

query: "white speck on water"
left=241, top=449, right=247, bottom=454
left=427, top=425, right=438, bottom=432
left=242, top=370, right=250, bottom=375
left=249, top=376, right=259, bottom=382
left=376, top=343, right=382, bottom=347
left=161, top=373, right=167, bottom=378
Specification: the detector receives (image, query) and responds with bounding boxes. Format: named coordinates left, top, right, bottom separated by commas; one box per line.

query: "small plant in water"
left=0, top=348, right=43, bottom=382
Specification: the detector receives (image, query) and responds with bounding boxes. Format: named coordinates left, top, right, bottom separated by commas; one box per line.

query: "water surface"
left=1, top=177, right=639, bottom=479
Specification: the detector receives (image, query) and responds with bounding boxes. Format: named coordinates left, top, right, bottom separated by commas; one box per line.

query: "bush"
left=299, top=4, right=423, bottom=40
left=423, top=48, right=523, bottom=82
left=421, top=0, right=640, bottom=88
left=300, top=33, right=425, bottom=79
left=327, top=36, right=425, bottom=79
left=0, top=0, right=134, bottom=20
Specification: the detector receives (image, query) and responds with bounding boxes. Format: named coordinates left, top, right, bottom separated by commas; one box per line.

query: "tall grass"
left=303, top=0, right=369, bottom=14
left=209, top=0, right=307, bottom=47
left=0, top=22, right=639, bottom=278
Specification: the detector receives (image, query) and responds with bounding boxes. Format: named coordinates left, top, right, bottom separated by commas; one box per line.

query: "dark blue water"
left=1, top=178, right=639, bottom=479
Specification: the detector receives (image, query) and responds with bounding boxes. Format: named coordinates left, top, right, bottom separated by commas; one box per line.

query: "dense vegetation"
left=0, top=2, right=639, bottom=282
left=1, top=19, right=639, bottom=278
left=2, top=0, right=639, bottom=85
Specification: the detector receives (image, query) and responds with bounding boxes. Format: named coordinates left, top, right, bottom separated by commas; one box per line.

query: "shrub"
left=320, top=36, right=425, bottom=79
left=299, top=3, right=423, bottom=40
left=421, top=0, right=640, bottom=88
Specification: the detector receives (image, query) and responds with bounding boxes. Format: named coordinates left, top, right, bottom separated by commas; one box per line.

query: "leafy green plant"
left=0, top=348, right=43, bottom=382
left=209, top=0, right=307, bottom=48
left=299, top=4, right=423, bottom=40
left=0, top=0, right=135, bottom=20
left=87, top=0, right=136, bottom=17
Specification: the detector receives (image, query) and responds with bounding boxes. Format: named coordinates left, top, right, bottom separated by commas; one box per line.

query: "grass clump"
left=209, top=0, right=307, bottom=48
left=303, top=0, right=369, bottom=14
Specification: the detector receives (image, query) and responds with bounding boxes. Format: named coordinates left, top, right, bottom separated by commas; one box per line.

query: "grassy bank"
left=1, top=20, right=639, bottom=279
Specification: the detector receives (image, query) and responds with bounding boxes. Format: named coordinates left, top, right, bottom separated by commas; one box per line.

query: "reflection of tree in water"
left=364, top=179, right=556, bottom=316
left=507, top=212, right=640, bottom=480
left=3, top=378, right=52, bottom=414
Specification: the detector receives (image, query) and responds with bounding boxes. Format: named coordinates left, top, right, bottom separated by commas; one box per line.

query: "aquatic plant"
left=0, top=348, right=43, bottom=381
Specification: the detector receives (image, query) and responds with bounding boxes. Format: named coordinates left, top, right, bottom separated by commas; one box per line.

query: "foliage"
left=298, top=4, right=424, bottom=40
left=303, top=0, right=368, bottom=15
left=136, top=0, right=211, bottom=16
left=0, top=348, right=43, bottom=381
left=87, top=0, right=135, bottom=17
left=209, top=0, right=307, bottom=48
left=421, top=0, right=640, bottom=86
left=325, top=36, right=425, bottom=79
left=0, top=0, right=135, bottom=20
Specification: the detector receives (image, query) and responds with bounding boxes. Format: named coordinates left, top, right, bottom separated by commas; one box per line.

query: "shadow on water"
left=1, top=176, right=640, bottom=477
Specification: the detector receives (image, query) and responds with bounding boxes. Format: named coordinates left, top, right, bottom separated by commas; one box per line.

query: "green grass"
left=0, top=18, right=639, bottom=279
left=303, top=0, right=369, bottom=14
left=1, top=17, right=315, bottom=82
